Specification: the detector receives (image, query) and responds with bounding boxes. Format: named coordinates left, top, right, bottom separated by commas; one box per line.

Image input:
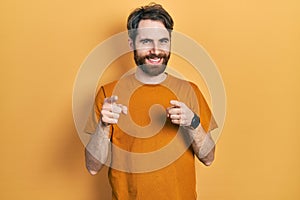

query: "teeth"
left=149, top=58, right=161, bottom=62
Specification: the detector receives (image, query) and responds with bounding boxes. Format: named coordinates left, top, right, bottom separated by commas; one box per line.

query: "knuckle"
left=116, top=107, right=122, bottom=113
left=101, top=109, right=107, bottom=115
left=102, top=103, right=111, bottom=110
left=107, top=119, right=114, bottom=124
left=114, top=113, right=120, bottom=119
left=102, top=116, right=108, bottom=123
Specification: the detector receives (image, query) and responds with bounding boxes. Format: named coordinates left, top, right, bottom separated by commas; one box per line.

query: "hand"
left=101, top=96, right=128, bottom=125
left=166, top=100, right=194, bottom=127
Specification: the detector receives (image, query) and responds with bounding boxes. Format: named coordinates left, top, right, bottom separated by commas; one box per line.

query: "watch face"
left=191, top=114, right=200, bottom=129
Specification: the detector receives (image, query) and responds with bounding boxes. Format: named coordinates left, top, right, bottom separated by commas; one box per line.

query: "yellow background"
left=1, top=0, right=299, bottom=199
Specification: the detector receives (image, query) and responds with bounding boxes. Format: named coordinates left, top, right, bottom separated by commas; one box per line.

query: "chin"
left=139, top=64, right=167, bottom=76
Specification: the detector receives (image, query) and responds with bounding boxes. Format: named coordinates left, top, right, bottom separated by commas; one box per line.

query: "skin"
left=85, top=19, right=215, bottom=175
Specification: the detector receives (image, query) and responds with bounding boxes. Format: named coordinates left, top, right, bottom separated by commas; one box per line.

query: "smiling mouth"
left=146, top=57, right=163, bottom=65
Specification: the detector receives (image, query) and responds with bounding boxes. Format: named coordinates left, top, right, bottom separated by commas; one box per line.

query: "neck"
left=135, top=67, right=167, bottom=84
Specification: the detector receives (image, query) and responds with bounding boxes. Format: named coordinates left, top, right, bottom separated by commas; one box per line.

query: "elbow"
left=199, top=149, right=215, bottom=166
left=202, top=159, right=214, bottom=166
left=86, top=162, right=102, bottom=176
left=200, top=156, right=214, bottom=167
left=85, top=148, right=103, bottom=175
left=87, top=168, right=99, bottom=176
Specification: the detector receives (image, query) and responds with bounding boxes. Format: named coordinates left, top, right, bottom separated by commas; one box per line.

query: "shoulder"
left=166, top=74, right=201, bottom=93
left=97, top=73, right=137, bottom=97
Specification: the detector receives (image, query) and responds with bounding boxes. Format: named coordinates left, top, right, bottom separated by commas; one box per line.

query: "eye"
left=141, top=39, right=152, bottom=44
left=159, top=38, right=169, bottom=45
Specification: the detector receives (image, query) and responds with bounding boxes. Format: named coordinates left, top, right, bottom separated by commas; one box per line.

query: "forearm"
left=185, top=125, right=216, bottom=166
left=85, top=122, right=111, bottom=175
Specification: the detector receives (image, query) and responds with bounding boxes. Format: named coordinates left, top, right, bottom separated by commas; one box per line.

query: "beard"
left=134, top=50, right=170, bottom=76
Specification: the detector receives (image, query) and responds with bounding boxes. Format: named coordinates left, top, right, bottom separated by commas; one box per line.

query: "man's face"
left=133, top=19, right=171, bottom=76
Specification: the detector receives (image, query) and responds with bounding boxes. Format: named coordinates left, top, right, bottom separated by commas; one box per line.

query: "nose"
left=149, top=42, right=161, bottom=55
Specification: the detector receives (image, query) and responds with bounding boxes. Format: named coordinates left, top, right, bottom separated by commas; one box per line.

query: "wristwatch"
left=190, top=113, right=200, bottom=129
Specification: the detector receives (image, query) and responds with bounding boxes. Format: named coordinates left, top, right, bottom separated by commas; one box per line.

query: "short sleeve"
left=84, top=86, right=107, bottom=134
left=190, top=82, right=218, bottom=133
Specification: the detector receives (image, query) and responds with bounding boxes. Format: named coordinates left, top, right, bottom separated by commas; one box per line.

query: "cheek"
left=135, top=49, right=149, bottom=58
left=160, top=44, right=171, bottom=52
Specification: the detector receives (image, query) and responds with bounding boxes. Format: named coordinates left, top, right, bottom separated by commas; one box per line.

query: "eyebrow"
left=139, top=37, right=170, bottom=42
left=139, top=38, right=153, bottom=42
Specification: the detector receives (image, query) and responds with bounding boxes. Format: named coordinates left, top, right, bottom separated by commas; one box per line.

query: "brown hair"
left=127, top=3, right=174, bottom=41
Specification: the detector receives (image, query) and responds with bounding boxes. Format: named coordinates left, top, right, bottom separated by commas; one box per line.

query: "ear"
left=128, top=38, right=134, bottom=51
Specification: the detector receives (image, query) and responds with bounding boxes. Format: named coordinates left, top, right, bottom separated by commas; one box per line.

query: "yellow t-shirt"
left=85, top=73, right=217, bottom=200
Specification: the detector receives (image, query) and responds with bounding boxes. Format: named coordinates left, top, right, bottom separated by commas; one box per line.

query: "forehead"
left=136, top=19, right=170, bottom=39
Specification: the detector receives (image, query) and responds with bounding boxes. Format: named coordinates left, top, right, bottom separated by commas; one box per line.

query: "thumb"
left=119, top=104, right=128, bottom=115
left=170, top=100, right=182, bottom=108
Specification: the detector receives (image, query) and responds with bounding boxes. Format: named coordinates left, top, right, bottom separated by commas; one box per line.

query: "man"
left=84, top=3, right=217, bottom=199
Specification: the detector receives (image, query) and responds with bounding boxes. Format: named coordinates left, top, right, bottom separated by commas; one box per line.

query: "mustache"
left=145, top=53, right=168, bottom=59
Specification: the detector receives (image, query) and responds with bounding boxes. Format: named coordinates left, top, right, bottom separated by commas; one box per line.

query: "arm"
left=184, top=125, right=215, bottom=166
left=167, top=100, right=216, bottom=166
left=85, top=122, right=111, bottom=175
left=85, top=96, right=127, bottom=175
